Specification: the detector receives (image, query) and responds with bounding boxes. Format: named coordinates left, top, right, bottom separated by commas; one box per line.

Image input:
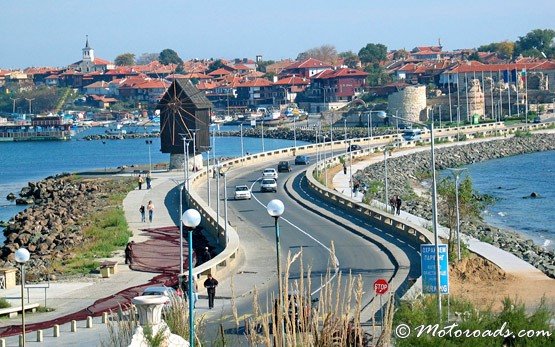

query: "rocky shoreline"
left=218, top=127, right=395, bottom=143
left=354, top=133, right=555, bottom=278
left=1, top=175, right=128, bottom=281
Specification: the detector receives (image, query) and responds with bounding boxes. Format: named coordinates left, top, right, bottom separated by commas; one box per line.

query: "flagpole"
left=524, top=68, right=529, bottom=123
left=507, top=69, right=511, bottom=118
left=490, top=70, right=494, bottom=120
left=465, top=72, right=470, bottom=122
left=498, top=70, right=503, bottom=121
left=448, top=73, right=453, bottom=123
left=515, top=68, right=520, bottom=118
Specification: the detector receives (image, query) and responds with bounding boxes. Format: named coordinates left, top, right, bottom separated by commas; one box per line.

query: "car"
left=533, top=116, right=542, bottom=123
left=277, top=161, right=291, bottom=172
left=260, top=178, right=277, bottom=192
left=294, top=155, right=310, bottom=165
left=234, top=185, right=252, bottom=200
left=262, top=168, right=278, bottom=180
left=347, top=144, right=362, bottom=152
left=141, top=286, right=180, bottom=309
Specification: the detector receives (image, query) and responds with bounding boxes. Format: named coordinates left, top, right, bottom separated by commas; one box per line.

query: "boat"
left=0, top=115, right=72, bottom=142
left=262, top=108, right=281, bottom=121
left=105, top=123, right=127, bottom=136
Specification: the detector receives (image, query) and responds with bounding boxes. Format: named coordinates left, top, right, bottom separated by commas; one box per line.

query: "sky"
left=1, top=0, right=554, bottom=69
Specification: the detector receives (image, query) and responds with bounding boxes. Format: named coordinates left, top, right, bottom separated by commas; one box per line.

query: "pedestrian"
left=343, top=163, right=347, bottom=175
left=139, top=205, right=146, bottom=222
left=124, top=241, right=133, bottom=264
left=389, top=196, right=396, bottom=214
left=147, top=200, right=154, bottom=223
left=203, top=247, right=212, bottom=263
left=396, top=195, right=402, bottom=215
left=181, top=275, right=199, bottom=308
left=146, top=172, right=152, bottom=189
left=203, top=274, right=218, bottom=309
left=138, top=174, right=144, bottom=190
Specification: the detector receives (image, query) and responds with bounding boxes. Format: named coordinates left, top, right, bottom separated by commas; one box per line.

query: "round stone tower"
left=387, top=85, right=427, bottom=124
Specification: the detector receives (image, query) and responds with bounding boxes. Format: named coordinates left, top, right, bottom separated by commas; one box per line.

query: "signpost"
left=421, top=244, right=449, bottom=294
left=374, top=279, right=389, bottom=327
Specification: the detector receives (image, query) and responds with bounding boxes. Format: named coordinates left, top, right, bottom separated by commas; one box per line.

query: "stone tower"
left=465, top=79, right=485, bottom=118
left=387, top=85, right=427, bottom=124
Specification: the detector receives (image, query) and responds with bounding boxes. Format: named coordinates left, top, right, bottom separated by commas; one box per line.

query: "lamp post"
left=266, top=199, right=285, bottom=345
left=293, top=116, right=297, bottom=148
left=447, top=168, right=467, bottom=261
left=218, top=165, right=231, bottom=246
left=179, top=184, right=185, bottom=289
left=10, top=97, right=19, bottom=114
left=216, top=160, right=221, bottom=242
left=384, top=146, right=390, bottom=213
left=25, top=98, right=35, bottom=115
left=15, top=248, right=30, bottom=346
left=145, top=140, right=153, bottom=173
left=261, top=120, right=265, bottom=152
left=239, top=124, right=244, bottom=157
left=377, top=112, right=442, bottom=320
left=349, top=141, right=353, bottom=199
left=200, top=145, right=211, bottom=206
left=182, top=209, right=201, bottom=347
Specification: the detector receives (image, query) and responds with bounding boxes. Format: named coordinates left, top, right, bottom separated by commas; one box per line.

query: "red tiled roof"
left=197, top=81, right=219, bottom=90
left=84, top=81, right=110, bottom=89
left=445, top=61, right=553, bottom=74
left=208, top=68, right=232, bottom=76
left=284, top=57, right=332, bottom=70
left=236, top=78, right=272, bottom=87
left=182, top=72, right=211, bottom=79
left=93, top=57, right=112, bottom=65
left=312, top=68, right=367, bottom=79
left=275, top=76, right=310, bottom=85
left=45, top=74, right=59, bottom=79
left=233, top=64, right=252, bottom=70
left=136, top=80, right=171, bottom=89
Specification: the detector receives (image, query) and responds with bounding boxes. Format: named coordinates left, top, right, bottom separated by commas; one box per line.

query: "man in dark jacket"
left=203, top=274, right=219, bottom=309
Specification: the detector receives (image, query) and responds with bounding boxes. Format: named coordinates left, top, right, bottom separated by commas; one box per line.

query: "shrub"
left=0, top=298, right=10, bottom=309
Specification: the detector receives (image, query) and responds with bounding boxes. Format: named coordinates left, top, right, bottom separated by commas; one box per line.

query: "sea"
left=0, top=125, right=306, bottom=243
left=1, top=127, right=553, bottom=250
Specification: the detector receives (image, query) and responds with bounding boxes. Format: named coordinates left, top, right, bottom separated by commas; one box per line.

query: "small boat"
left=105, top=123, right=127, bottom=136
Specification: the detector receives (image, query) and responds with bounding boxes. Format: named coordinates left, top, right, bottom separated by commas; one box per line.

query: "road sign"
left=421, top=244, right=449, bottom=294
left=374, top=279, right=389, bottom=295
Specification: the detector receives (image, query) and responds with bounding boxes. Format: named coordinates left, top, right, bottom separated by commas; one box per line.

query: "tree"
left=256, top=60, right=276, bottom=73
left=114, top=53, right=135, bottom=66
left=392, top=49, right=409, bottom=61
left=477, top=41, right=515, bottom=59
left=297, top=44, right=338, bottom=64
left=468, top=51, right=482, bottom=62
left=207, top=59, right=226, bottom=73
left=136, top=52, right=159, bottom=65
left=515, top=29, right=555, bottom=58
left=158, top=49, right=183, bottom=65
left=364, top=63, right=391, bottom=86
left=338, top=51, right=360, bottom=69
left=358, top=43, right=387, bottom=65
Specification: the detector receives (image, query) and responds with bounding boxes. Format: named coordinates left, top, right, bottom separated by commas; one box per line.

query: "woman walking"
left=147, top=200, right=154, bottom=223
left=139, top=205, right=146, bottom=222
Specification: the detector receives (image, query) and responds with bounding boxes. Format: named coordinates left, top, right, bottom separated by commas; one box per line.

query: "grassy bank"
left=52, top=177, right=134, bottom=275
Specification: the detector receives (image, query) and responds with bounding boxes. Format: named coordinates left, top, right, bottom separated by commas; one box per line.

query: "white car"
left=141, top=286, right=180, bottom=309
left=260, top=178, right=277, bottom=192
left=262, top=168, right=278, bottom=180
left=234, top=185, right=252, bottom=200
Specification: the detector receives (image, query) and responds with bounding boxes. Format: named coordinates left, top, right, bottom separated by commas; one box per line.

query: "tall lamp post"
left=182, top=209, right=201, bottom=347
left=145, top=140, right=153, bottom=173
left=377, top=112, right=442, bottom=320
left=266, top=199, right=285, bottom=344
left=239, top=124, right=244, bottom=158
left=384, top=146, right=390, bottom=213
left=15, top=248, right=30, bottom=346
left=447, top=168, right=467, bottom=261
left=200, top=145, right=211, bottom=206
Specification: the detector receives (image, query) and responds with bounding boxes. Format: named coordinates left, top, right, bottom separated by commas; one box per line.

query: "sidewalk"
left=331, top=141, right=545, bottom=275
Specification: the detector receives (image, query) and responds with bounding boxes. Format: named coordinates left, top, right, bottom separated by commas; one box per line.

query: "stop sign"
left=374, top=279, right=389, bottom=295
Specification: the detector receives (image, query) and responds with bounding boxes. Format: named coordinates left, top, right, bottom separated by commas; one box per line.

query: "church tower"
left=82, top=35, right=95, bottom=65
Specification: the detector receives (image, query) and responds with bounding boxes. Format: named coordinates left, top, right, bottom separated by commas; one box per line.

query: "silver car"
left=234, top=185, right=252, bottom=200
left=260, top=178, right=277, bottom=192
left=262, top=168, right=278, bottom=180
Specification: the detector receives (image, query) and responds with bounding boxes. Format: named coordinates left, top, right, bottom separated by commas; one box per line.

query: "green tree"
left=207, top=59, right=225, bottom=73
left=338, top=51, right=360, bottom=69
left=136, top=52, right=159, bottom=65
left=477, top=41, right=515, bottom=59
left=358, top=43, right=387, bottom=64
left=158, top=49, right=183, bottom=65
left=114, top=53, right=135, bottom=66
left=392, top=49, right=409, bottom=60
left=515, top=29, right=555, bottom=58
left=256, top=60, right=276, bottom=73
left=363, top=63, right=391, bottom=86
left=468, top=51, right=482, bottom=62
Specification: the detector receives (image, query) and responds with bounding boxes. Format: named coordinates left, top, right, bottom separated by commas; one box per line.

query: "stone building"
left=387, top=85, right=427, bottom=123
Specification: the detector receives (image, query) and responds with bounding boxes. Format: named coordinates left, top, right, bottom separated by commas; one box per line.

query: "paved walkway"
left=332, top=138, right=546, bottom=275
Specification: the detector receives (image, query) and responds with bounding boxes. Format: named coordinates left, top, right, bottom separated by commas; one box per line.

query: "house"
left=265, top=60, right=293, bottom=75
left=272, top=75, right=310, bottom=104
left=83, top=81, right=111, bottom=96
left=310, top=68, right=368, bottom=102
left=135, top=80, right=171, bottom=103
left=410, top=46, right=443, bottom=61
left=280, top=58, right=333, bottom=78
left=88, top=95, right=118, bottom=109
left=235, top=78, right=274, bottom=107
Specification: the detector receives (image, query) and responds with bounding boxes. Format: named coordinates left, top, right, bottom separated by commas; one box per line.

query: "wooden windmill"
left=158, top=79, right=212, bottom=154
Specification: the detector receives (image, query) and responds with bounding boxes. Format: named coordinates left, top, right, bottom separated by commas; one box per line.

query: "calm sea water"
left=462, top=150, right=555, bottom=250
left=0, top=125, right=307, bottom=243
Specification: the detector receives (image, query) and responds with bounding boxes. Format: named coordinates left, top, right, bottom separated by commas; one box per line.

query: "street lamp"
left=261, top=120, right=265, bottom=152
left=15, top=248, right=30, bottom=346
left=266, top=199, right=285, bottom=344
left=218, top=164, right=231, bottom=246
left=239, top=124, right=244, bottom=158
left=447, top=168, right=467, bottom=261
left=377, top=112, right=443, bottom=320
left=182, top=209, right=201, bottom=347
left=145, top=140, right=153, bottom=173
left=200, top=145, right=211, bottom=207
left=384, top=145, right=390, bottom=213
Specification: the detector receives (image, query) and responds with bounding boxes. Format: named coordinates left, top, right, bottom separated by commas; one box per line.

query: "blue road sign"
left=421, top=244, right=449, bottom=294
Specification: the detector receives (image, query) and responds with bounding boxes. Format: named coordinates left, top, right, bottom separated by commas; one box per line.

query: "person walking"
left=396, top=195, right=402, bottom=215
left=343, top=163, right=347, bottom=175
left=139, top=205, right=146, bottom=222
left=204, top=274, right=218, bottom=309
left=181, top=275, right=199, bottom=308
left=138, top=174, right=144, bottom=190
left=146, top=172, right=152, bottom=189
left=389, top=195, right=396, bottom=214
left=203, top=247, right=212, bottom=263
left=124, top=241, right=133, bottom=265
left=147, top=200, right=154, bottom=223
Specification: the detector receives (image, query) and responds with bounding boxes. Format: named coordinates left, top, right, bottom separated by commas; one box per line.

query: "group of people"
left=137, top=172, right=152, bottom=190
left=389, top=195, right=402, bottom=215
left=139, top=200, right=155, bottom=223
left=180, top=273, right=219, bottom=309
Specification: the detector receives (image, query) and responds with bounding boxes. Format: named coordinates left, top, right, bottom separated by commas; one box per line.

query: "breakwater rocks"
left=219, top=127, right=394, bottom=143
left=1, top=175, right=110, bottom=280
left=83, top=133, right=159, bottom=141
left=354, top=134, right=555, bottom=278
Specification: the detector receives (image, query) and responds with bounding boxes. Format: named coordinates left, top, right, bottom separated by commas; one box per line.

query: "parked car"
left=347, top=144, right=362, bottom=152
left=262, top=168, right=278, bottom=180
left=141, top=286, right=180, bottom=309
left=234, top=185, right=252, bottom=200
left=294, top=155, right=310, bottom=165
left=277, top=161, right=292, bottom=172
left=260, top=178, right=277, bottom=192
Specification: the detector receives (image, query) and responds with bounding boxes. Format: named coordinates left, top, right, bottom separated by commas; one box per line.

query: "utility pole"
left=10, top=97, right=19, bottom=114
left=25, top=98, right=35, bottom=114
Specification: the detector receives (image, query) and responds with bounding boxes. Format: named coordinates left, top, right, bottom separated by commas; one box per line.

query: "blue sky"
left=1, top=0, right=554, bottom=69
